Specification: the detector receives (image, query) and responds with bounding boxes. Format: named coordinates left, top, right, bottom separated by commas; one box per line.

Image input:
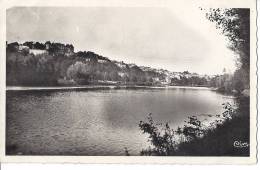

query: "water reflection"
left=6, top=88, right=234, bottom=155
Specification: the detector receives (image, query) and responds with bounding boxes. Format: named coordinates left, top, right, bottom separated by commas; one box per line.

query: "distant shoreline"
left=6, top=85, right=213, bottom=91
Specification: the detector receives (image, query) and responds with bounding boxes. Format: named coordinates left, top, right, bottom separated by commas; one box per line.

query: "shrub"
left=139, top=102, right=240, bottom=156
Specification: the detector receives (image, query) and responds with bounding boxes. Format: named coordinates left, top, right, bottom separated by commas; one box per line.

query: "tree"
left=23, top=41, right=34, bottom=49
left=34, top=42, right=46, bottom=50
left=205, top=8, right=250, bottom=88
left=7, top=42, right=19, bottom=52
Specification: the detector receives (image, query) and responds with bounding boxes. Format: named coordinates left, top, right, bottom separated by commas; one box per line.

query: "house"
left=118, top=72, right=126, bottom=77
left=97, top=59, right=107, bottom=63
left=29, top=49, right=48, bottom=55
left=152, top=77, right=160, bottom=82
left=45, top=41, right=51, bottom=50
left=165, top=76, right=172, bottom=84
left=115, top=61, right=127, bottom=69
left=18, top=45, right=29, bottom=51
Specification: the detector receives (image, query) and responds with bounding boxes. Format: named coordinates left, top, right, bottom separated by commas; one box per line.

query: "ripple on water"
left=6, top=88, right=234, bottom=155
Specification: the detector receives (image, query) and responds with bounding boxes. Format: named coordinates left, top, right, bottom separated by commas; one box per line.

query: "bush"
left=139, top=113, right=176, bottom=155
left=138, top=101, right=248, bottom=156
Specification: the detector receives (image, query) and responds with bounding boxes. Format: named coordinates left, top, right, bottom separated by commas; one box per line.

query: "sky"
left=6, top=7, right=236, bottom=75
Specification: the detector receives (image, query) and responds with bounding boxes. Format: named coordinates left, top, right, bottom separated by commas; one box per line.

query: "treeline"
left=170, top=75, right=208, bottom=87
left=208, top=70, right=248, bottom=94
left=6, top=41, right=166, bottom=86
left=205, top=8, right=250, bottom=94
left=6, top=37, right=249, bottom=93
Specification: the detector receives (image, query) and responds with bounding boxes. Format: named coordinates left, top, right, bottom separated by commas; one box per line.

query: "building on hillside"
left=18, top=45, right=29, bottom=51
left=128, top=63, right=137, bottom=68
left=29, top=49, right=48, bottom=55
left=165, top=76, right=172, bottom=84
left=45, top=41, right=51, bottom=50
left=118, top=72, right=126, bottom=77
left=172, top=74, right=180, bottom=79
left=97, top=59, right=107, bottom=63
left=152, top=77, right=160, bottom=82
left=115, top=61, right=127, bottom=69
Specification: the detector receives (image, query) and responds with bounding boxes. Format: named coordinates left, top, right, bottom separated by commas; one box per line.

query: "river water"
left=6, top=87, right=234, bottom=155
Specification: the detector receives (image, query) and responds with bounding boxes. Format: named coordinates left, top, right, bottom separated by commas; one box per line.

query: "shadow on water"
left=5, top=87, right=237, bottom=156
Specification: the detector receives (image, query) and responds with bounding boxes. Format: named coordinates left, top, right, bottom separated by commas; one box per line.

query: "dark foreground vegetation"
left=139, top=96, right=249, bottom=156
left=177, top=96, right=249, bottom=156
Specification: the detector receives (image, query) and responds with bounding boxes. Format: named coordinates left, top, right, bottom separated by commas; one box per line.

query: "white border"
left=0, top=0, right=257, bottom=164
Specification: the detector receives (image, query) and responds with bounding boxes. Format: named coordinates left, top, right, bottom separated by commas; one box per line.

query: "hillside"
left=6, top=41, right=215, bottom=87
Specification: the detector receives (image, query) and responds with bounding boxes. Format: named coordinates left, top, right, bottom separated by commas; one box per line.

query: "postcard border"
left=0, top=0, right=257, bottom=164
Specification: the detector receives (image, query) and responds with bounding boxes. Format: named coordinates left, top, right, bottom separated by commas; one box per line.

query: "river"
left=6, top=86, right=234, bottom=155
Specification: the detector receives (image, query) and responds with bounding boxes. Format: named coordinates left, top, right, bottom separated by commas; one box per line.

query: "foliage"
left=138, top=101, right=248, bottom=156
left=6, top=51, right=57, bottom=86
left=6, top=41, right=215, bottom=87
left=171, top=76, right=208, bottom=86
left=6, top=42, right=19, bottom=52
left=205, top=8, right=250, bottom=89
left=139, top=113, right=176, bottom=155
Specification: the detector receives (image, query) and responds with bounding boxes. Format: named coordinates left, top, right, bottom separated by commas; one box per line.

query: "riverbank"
left=139, top=95, right=249, bottom=156
left=6, top=85, right=213, bottom=91
left=177, top=96, right=250, bottom=156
